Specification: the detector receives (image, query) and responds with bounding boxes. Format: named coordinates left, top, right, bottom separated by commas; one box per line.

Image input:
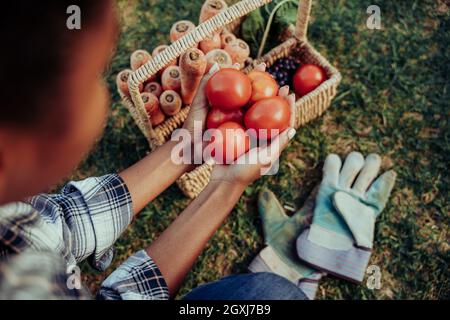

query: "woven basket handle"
left=127, top=0, right=272, bottom=143
left=294, top=0, right=312, bottom=42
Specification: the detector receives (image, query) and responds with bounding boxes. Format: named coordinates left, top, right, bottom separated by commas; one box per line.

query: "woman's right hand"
left=210, top=126, right=296, bottom=188
left=210, top=85, right=297, bottom=188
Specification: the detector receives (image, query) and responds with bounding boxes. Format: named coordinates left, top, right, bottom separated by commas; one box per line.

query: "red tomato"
left=206, top=68, right=252, bottom=111
left=210, top=121, right=250, bottom=164
left=248, top=70, right=279, bottom=104
left=293, top=64, right=326, bottom=96
left=206, top=108, right=244, bottom=129
left=244, top=96, right=291, bottom=140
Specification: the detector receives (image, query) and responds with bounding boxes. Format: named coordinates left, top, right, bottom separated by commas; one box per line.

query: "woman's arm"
left=119, top=140, right=193, bottom=214
left=146, top=127, right=295, bottom=296
left=118, top=65, right=221, bottom=215
left=146, top=180, right=246, bottom=295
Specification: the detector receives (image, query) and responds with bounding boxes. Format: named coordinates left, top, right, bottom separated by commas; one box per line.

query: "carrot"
left=199, top=33, right=221, bottom=54
left=170, top=20, right=196, bottom=43
left=141, top=92, right=160, bottom=116
left=224, top=39, right=250, bottom=67
left=150, top=107, right=166, bottom=126
left=200, top=0, right=228, bottom=25
left=117, top=69, right=143, bottom=97
left=142, top=91, right=165, bottom=125
left=220, top=31, right=236, bottom=49
left=160, top=90, right=182, bottom=116
left=205, top=49, right=232, bottom=72
left=144, top=82, right=163, bottom=98
left=130, top=49, right=151, bottom=71
left=161, top=66, right=181, bottom=92
left=179, top=48, right=207, bottom=105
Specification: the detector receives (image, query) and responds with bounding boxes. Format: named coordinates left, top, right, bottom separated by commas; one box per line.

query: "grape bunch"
left=267, top=57, right=300, bottom=87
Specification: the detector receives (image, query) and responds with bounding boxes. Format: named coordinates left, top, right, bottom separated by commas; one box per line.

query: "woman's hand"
left=210, top=85, right=297, bottom=188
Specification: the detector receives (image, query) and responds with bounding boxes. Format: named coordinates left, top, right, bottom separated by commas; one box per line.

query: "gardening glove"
left=296, top=152, right=396, bottom=283
left=248, top=188, right=325, bottom=300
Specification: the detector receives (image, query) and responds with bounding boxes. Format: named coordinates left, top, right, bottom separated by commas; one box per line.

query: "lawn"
left=73, top=0, right=449, bottom=299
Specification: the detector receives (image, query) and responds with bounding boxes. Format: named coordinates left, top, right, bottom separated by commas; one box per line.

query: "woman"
left=0, top=1, right=301, bottom=299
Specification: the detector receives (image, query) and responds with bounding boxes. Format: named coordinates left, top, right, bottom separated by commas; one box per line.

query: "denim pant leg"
left=183, top=272, right=308, bottom=300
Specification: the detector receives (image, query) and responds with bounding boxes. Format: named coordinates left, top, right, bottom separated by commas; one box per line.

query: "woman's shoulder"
left=0, top=202, right=90, bottom=299
left=0, top=201, right=72, bottom=260
left=0, top=202, right=41, bottom=252
left=0, top=249, right=90, bottom=299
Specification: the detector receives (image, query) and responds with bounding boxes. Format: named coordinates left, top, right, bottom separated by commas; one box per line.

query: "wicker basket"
left=120, top=0, right=341, bottom=199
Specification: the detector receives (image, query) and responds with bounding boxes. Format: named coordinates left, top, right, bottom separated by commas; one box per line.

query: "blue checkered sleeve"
left=23, top=174, right=170, bottom=300
left=27, top=174, right=133, bottom=270
left=98, top=250, right=169, bottom=300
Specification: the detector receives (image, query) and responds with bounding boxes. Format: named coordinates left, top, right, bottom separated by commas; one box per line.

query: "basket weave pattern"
left=119, top=0, right=341, bottom=199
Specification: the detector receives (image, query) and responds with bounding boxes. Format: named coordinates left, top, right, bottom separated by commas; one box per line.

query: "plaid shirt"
left=0, top=174, right=169, bottom=300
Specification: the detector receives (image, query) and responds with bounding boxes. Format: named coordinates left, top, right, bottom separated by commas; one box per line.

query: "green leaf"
left=241, top=8, right=266, bottom=57
left=241, top=0, right=298, bottom=57
left=274, top=0, right=298, bottom=28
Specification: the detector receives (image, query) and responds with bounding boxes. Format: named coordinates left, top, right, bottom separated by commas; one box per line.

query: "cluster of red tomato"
left=205, top=68, right=291, bottom=164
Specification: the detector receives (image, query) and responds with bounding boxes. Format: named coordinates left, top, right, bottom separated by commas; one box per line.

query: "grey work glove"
left=296, top=152, right=396, bottom=283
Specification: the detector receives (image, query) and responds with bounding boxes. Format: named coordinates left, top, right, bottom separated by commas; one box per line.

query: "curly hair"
left=0, top=1, right=114, bottom=129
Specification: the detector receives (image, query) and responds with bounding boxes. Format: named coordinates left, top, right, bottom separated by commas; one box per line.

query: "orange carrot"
left=117, top=69, right=143, bottom=97
left=160, top=90, right=182, bottom=116
left=205, top=49, right=232, bottom=72
left=130, top=49, right=151, bottom=71
left=220, top=31, right=236, bottom=49
left=199, top=0, right=228, bottom=25
left=170, top=20, right=196, bottom=43
left=141, top=92, right=159, bottom=116
left=224, top=39, right=250, bottom=67
left=161, top=66, right=181, bottom=92
left=144, top=82, right=163, bottom=98
left=150, top=107, right=166, bottom=126
left=199, top=33, right=221, bottom=54
left=179, top=48, right=207, bottom=105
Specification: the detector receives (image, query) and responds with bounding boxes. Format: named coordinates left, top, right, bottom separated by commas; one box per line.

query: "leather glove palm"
left=296, top=152, right=396, bottom=282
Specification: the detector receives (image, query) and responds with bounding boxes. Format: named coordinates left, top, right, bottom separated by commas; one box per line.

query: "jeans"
left=183, top=272, right=308, bottom=300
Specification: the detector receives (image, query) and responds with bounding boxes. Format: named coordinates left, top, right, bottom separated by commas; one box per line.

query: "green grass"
left=73, top=0, right=449, bottom=299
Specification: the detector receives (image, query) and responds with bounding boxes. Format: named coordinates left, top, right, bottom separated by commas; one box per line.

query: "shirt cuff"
left=64, top=174, right=133, bottom=271
left=98, top=250, right=169, bottom=300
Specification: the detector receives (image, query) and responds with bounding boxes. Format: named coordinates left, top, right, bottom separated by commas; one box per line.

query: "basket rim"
left=120, top=36, right=342, bottom=148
